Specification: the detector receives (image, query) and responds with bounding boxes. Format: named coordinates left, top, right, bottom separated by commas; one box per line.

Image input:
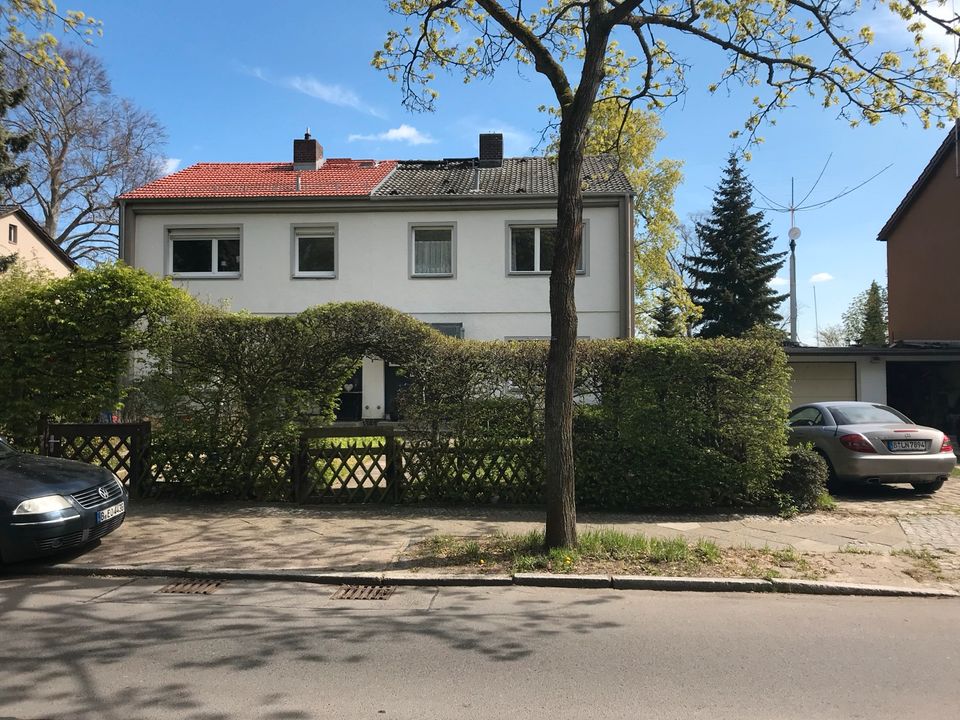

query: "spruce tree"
left=0, top=54, right=30, bottom=195
left=859, top=280, right=887, bottom=345
left=685, top=154, right=787, bottom=337
left=650, top=287, right=684, bottom=338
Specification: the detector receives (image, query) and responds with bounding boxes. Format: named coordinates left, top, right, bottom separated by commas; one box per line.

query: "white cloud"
left=241, top=65, right=382, bottom=117
left=809, top=272, right=835, bottom=284
left=162, top=158, right=181, bottom=175
left=348, top=124, right=436, bottom=145
left=770, top=276, right=789, bottom=287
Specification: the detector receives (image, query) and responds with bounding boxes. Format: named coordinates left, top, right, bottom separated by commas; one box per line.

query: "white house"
left=0, top=205, right=75, bottom=277
left=119, top=132, right=635, bottom=420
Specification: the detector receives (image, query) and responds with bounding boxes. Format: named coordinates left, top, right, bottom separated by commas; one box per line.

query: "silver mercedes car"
left=787, top=401, right=956, bottom=493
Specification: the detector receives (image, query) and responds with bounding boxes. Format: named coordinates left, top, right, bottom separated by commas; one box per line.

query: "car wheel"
left=911, top=480, right=945, bottom=494
left=814, top=450, right=841, bottom=492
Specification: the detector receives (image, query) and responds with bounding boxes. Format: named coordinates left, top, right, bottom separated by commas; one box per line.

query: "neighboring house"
left=118, top=132, right=635, bottom=420
left=787, top=125, right=960, bottom=439
left=0, top=205, right=76, bottom=277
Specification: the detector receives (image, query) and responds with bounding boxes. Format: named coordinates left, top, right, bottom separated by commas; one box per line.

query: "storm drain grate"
left=158, top=580, right=223, bottom=595
left=332, top=584, right=396, bottom=600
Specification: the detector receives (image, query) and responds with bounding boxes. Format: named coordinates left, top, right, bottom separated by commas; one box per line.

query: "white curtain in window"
left=414, top=229, right=452, bottom=274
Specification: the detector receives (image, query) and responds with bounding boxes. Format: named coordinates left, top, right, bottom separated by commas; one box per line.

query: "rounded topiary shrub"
left=775, top=446, right=829, bottom=513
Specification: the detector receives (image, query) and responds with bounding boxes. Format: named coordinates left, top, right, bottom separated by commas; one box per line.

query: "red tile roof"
left=119, top=160, right=397, bottom=200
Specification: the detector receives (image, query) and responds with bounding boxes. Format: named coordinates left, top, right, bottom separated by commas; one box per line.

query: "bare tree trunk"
left=543, top=19, right=609, bottom=549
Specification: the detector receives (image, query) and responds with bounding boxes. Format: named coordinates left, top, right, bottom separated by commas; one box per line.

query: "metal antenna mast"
left=752, top=157, right=891, bottom=345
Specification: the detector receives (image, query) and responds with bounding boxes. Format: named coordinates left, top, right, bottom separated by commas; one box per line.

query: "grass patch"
left=838, top=545, right=878, bottom=555
left=815, top=492, right=837, bottom=511
left=893, top=548, right=945, bottom=581
left=409, top=527, right=723, bottom=575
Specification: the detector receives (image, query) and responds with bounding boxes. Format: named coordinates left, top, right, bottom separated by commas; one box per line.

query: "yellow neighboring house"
left=0, top=205, right=76, bottom=277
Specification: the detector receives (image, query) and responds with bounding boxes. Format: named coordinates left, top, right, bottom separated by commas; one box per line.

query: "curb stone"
left=612, top=576, right=773, bottom=592
left=4, top=564, right=958, bottom=597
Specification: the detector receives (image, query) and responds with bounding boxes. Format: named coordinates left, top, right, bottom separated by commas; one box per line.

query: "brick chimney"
left=478, top=133, right=503, bottom=168
left=293, top=130, right=324, bottom=171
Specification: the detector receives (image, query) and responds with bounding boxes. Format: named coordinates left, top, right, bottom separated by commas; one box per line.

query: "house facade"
left=0, top=205, right=75, bottom=277
left=788, top=125, right=960, bottom=440
left=119, top=133, right=635, bottom=419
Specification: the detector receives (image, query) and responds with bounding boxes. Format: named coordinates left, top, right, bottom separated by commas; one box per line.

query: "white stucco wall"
left=130, top=204, right=626, bottom=340
left=1, top=214, right=72, bottom=277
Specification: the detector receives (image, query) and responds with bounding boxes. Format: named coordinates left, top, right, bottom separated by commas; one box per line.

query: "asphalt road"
left=0, top=575, right=958, bottom=720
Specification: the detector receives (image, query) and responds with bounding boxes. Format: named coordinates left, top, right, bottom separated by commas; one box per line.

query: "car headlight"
left=13, top=495, right=74, bottom=515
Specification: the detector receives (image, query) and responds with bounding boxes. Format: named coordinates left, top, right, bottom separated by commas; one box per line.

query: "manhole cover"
left=332, top=584, right=396, bottom=600
left=158, top=580, right=223, bottom=595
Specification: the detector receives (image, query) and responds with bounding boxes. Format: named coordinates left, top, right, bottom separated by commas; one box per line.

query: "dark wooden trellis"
left=41, top=422, right=151, bottom=496
left=294, top=427, right=400, bottom=504
left=39, top=422, right=540, bottom=505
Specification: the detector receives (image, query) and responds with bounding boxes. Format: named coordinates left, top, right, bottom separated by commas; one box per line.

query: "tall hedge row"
left=0, top=262, right=795, bottom=509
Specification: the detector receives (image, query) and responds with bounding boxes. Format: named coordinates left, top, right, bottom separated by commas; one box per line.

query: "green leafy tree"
left=0, top=262, right=192, bottom=444
left=842, top=280, right=888, bottom=345
left=686, top=155, right=787, bottom=337
left=377, top=0, right=960, bottom=548
left=1, top=1, right=100, bottom=72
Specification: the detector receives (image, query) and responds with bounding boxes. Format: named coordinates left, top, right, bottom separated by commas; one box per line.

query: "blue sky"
left=76, top=0, right=955, bottom=342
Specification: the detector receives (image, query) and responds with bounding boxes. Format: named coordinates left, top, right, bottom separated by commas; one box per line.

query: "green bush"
left=0, top=262, right=191, bottom=446
left=775, top=445, right=829, bottom=514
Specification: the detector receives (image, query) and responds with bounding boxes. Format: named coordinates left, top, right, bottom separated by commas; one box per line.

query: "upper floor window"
left=509, top=224, right=585, bottom=274
left=8, top=224, right=17, bottom=245
left=411, top=224, right=454, bottom=277
left=168, top=226, right=241, bottom=277
left=293, top=226, right=336, bottom=278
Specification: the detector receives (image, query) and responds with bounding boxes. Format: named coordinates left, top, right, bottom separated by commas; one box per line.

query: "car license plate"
left=887, top=440, right=927, bottom=452
left=97, top=502, right=124, bottom=523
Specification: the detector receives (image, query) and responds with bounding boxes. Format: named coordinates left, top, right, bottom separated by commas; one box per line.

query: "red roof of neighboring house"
left=119, top=160, right=397, bottom=200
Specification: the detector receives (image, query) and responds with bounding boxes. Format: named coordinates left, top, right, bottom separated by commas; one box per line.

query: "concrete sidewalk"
left=12, top=500, right=924, bottom=574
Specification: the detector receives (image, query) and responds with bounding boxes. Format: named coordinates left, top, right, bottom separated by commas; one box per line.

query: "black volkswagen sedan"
left=0, top=437, right=127, bottom=563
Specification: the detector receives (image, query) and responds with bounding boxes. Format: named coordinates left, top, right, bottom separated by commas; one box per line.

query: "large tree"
left=377, top=0, right=959, bottom=548
left=686, top=154, right=787, bottom=337
left=842, top=280, right=888, bottom=345
left=5, top=46, right=166, bottom=261
left=0, top=52, right=29, bottom=194
left=1, top=1, right=99, bottom=71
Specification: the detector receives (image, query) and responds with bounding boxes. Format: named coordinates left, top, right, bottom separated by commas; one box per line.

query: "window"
left=293, top=226, right=336, bottom=278
left=509, top=225, right=584, bottom=274
left=168, top=227, right=241, bottom=277
left=788, top=407, right=824, bottom=427
left=8, top=224, right=17, bottom=245
left=411, top=225, right=454, bottom=277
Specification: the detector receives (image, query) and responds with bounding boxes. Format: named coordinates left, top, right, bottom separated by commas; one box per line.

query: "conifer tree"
left=0, top=53, right=29, bottom=195
left=650, top=287, right=684, bottom=338
left=859, top=280, right=887, bottom=345
left=685, top=154, right=787, bottom=337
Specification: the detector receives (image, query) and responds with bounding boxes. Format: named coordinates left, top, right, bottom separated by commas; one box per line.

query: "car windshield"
left=828, top=404, right=912, bottom=426
left=0, top=437, right=17, bottom=458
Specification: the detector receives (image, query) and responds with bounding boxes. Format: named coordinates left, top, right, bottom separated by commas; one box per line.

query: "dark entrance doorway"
left=335, top=368, right=363, bottom=422
left=887, top=361, right=960, bottom=437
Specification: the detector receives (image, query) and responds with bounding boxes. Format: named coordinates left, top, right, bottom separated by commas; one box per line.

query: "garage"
left=789, top=361, right=857, bottom=408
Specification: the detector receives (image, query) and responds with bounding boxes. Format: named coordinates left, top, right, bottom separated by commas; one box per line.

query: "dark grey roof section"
left=373, top=156, right=633, bottom=197
left=785, top=345, right=960, bottom=357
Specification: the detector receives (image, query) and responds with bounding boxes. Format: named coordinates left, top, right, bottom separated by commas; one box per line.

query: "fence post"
left=385, top=433, right=401, bottom=503
left=293, top=435, right=308, bottom=503
left=132, top=421, right=151, bottom=499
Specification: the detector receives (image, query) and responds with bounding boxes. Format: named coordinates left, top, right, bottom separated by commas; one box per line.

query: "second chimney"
left=294, top=131, right=324, bottom=171
left=478, top=133, right=503, bottom=168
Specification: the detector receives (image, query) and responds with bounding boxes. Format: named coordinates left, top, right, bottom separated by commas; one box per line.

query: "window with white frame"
left=168, top=227, right=241, bottom=277
left=411, top=225, right=454, bottom=277
left=7, top=224, right=16, bottom=245
left=293, top=226, right=336, bottom=277
left=509, top=225, right=584, bottom=274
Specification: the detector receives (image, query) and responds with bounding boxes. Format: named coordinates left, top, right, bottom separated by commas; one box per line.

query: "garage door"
left=789, top=362, right=856, bottom=408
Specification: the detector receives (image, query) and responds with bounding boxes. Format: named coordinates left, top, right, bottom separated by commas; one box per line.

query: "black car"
left=0, top=437, right=128, bottom=563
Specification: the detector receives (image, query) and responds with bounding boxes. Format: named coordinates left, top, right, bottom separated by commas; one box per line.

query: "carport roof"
left=786, top=345, right=960, bottom=357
